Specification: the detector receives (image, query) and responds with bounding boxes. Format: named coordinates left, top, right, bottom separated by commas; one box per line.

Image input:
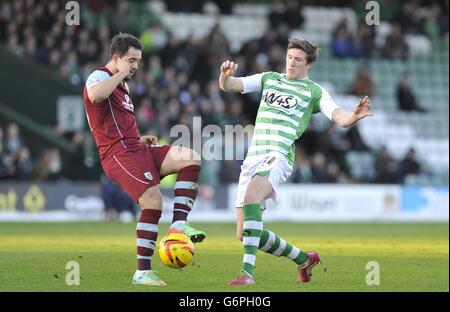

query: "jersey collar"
left=99, top=66, right=113, bottom=76
left=282, top=74, right=309, bottom=81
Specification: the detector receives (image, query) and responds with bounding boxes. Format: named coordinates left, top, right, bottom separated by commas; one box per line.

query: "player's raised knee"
left=138, top=186, right=163, bottom=210
left=172, top=146, right=201, bottom=166
left=186, top=148, right=201, bottom=166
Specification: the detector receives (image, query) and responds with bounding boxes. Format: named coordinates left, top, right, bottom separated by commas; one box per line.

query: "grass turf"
left=0, top=222, right=447, bottom=292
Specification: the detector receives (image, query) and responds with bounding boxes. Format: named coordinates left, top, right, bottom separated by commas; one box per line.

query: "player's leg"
left=235, top=208, right=320, bottom=283
left=234, top=154, right=321, bottom=283
left=132, top=186, right=166, bottom=286
left=236, top=210, right=312, bottom=271
left=234, top=163, right=250, bottom=243
left=157, top=146, right=206, bottom=242
left=102, top=150, right=166, bottom=286
left=229, top=174, right=273, bottom=286
left=236, top=207, right=244, bottom=241
left=255, top=157, right=321, bottom=283
left=257, top=229, right=321, bottom=282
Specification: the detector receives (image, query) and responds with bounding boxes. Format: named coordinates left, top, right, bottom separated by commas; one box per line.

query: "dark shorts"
left=101, top=144, right=171, bottom=201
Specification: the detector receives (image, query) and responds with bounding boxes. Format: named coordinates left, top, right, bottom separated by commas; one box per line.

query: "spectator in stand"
left=5, top=123, right=22, bottom=157
left=291, top=154, right=314, bottom=183
left=382, top=23, right=409, bottom=60
left=0, top=124, right=35, bottom=180
left=374, top=145, right=397, bottom=183
left=397, top=147, right=423, bottom=183
left=436, top=1, right=449, bottom=37
left=136, top=98, right=156, bottom=132
left=331, top=17, right=354, bottom=58
left=299, top=122, right=321, bottom=157
left=16, top=147, right=33, bottom=179
left=310, top=153, right=330, bottom=183
left=423, top=3, right=449, bottom=41
left=226, top=100, right=246, bottom=126
left=268, top=1, right=287, bottom=29
left=352, top=22, right=375, bottom=59
left=395, top=1, right=423, bottom=35
left=34, top=148, right=62, bottom=181
left=268, top=0, right=304, bottom=30
left=397, top=72, right=427, bottom=113
left=140, top=21, right=170, bottom=53
left=347, top=65, right=378, bottom=97
left=215, top=0, right=236, bottom=15
left=47, top=148, right=62, bottom=181
left=346, top=124, right=369, bottom=152
left=101, top=174, right=136, bottom=222
left=325, top=160, right=344, bottom=183
left=108, top=1, right=136, bottom=34
left=284, top=0, right=304, bottom=30
left=321, top=123, right=351, bottom=176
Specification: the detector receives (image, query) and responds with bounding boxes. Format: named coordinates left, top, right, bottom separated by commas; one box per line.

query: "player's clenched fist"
left=140, top=135, right=158, bottom=145
left=220, top=60, right=239, bottom=77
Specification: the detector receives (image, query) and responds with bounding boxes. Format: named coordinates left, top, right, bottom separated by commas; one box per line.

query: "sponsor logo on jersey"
left=122, top=94, right=134, bottom=112
left=262, top=90, right=308, bottom=114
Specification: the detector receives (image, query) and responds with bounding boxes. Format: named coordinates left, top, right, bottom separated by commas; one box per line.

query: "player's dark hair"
left=110, top=33, right=143, bottom=59
left=287, top=38, right=319, bottom=64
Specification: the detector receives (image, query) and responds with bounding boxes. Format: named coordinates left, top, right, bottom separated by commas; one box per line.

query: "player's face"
left=123, top=47, right=142, bottom=81
left=285, top=48, right=312, bottom=80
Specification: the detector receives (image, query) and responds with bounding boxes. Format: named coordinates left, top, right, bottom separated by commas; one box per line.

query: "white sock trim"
left=137, top=238, right=156, bottom=248
left=243, top=236, right=261, bottom=247
left=287, top=247, right=300, bottom=260
left=273, top=239, right=287, bottom=256
left=260, top=231, right=276, bottom=252
left=243, top=254, right=256, bottom=266
left=171, top=220, right=186, bottom=228
left=243, top=220, right=263, bottom=230
left=136, top=222, right=158, bottom=233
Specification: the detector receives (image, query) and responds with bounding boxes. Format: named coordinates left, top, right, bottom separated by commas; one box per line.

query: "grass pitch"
left=0, top=222, right=447, bottom=292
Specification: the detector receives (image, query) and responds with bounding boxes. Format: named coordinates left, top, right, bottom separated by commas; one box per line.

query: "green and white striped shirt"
left=241, top=71, right=340, bottom=166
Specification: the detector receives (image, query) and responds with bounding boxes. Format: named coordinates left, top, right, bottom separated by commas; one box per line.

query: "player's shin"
left=241, top=203, right=263, bottom=276
left=171, top=165, right=200, bottom=226
left=258, top=229, right=309, bottom=265
left=136, top=209, right=161, bottom=271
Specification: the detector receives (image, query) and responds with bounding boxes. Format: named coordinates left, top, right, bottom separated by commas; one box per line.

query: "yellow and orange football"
left=158, top=233, right=195, bottom=268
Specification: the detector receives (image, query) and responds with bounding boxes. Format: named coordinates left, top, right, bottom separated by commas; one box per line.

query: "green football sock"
left=241, top=203, right=263, bottom=276
left=258, top=229, right=309, bottom=265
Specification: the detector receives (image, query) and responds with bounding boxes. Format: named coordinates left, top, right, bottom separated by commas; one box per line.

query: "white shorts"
left=235, top=152, right=293, bottom=209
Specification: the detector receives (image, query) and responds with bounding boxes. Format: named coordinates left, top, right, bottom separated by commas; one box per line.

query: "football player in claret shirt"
left=83, top=33, right=206, bottom=286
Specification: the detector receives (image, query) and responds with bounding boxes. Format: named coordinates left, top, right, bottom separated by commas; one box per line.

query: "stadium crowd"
left=0, top=0, right=446, bottom=186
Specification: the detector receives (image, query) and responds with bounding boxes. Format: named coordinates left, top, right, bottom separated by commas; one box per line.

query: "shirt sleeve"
left=240, top=73, right=264, bottom=94
left=85, top=70, right=110, bottom=89
left=318, top=86, right=340, bottom=120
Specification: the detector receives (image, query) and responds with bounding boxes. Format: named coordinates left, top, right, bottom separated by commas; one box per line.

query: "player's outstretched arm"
left=219, top=60, right=244, bottom=92
left=87, top=57, right=130, bottom=104
left=332, top=96, right=373, bottom=128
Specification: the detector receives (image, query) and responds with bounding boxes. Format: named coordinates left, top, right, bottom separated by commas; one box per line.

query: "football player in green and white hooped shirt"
left=219, top=37, right=373, bottom=286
